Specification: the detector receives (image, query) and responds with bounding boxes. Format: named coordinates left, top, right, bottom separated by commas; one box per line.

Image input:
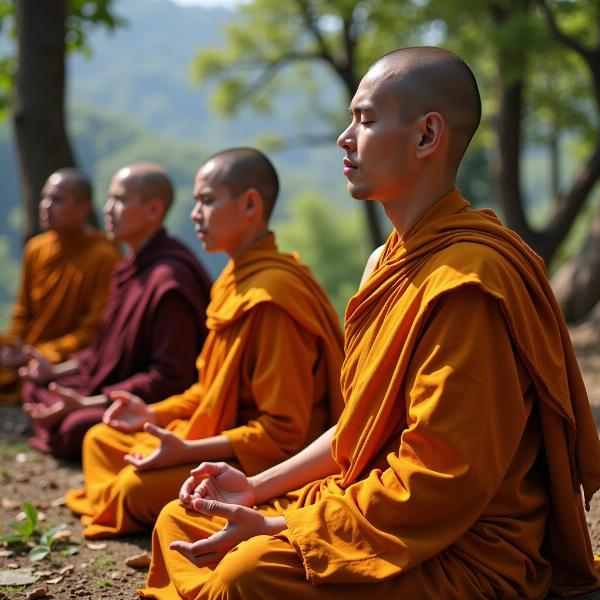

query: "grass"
left=97, top=578, right=112, bottom=588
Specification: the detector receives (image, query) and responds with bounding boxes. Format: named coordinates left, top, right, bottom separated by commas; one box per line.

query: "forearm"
left=250, top=426, right=337, bottom=505
left=184, top=435, right=235, bottom=463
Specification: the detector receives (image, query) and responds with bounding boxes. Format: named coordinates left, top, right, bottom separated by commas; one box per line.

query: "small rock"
left=47, top=575, right=63, bottom=584
left=15, top=452, right=29, bottom=463
left=0, top=590, right=7, bottom=599
left=0, top=549, right=13, bottom=558
left=25, top=585, right=48, bottom=600
left=1, top=497, right=20, bottom=509
left=86, top=542, right=107, bottom=550
left=53, top=529, right=73, bottom=542
left=50, top=496, right=66, bottom=508
left=125, top=552, right=151, bottom=569
left=109, top=571, right=121, bottom=579
left=34, top=570, right=53, bottom=577
left=6, top=562, right=19, bottom=569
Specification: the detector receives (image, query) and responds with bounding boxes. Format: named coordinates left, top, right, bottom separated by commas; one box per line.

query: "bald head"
left=201, top=148, right=279, bottom=221
left=48, top=168, right=92, bottom=204
left=116, top=162, right=174, bottom=216
left=370, top=47, right=481, bottom=168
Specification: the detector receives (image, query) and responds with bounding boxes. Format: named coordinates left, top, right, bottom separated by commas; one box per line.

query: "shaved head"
left=116, top=162, right=174, bottom=215
left=48, top=168, right=92, bottom=204
left=370, top=47, right=481, bottom=168
left=201, top=148, right=279, bottom=221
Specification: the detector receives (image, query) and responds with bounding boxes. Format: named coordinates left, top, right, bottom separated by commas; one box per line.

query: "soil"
left=1, top=320, right=600, bottom=600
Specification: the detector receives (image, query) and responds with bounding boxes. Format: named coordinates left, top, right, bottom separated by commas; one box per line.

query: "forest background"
left=0, top=0, right=598, bottom=327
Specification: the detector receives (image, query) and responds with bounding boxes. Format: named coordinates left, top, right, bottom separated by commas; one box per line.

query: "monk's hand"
left=179, top=462, right=255, bottom=511
left=170, top=498, right=286, bottom=568
left=103, top=391, right=156, bottom=432
left=22, top=383, right=84, bottom=429
left=0, top=339, right=27, bottom=368
left=124, top=423, right=188, bottom=471
left=18, top=346, right=57, bottom=384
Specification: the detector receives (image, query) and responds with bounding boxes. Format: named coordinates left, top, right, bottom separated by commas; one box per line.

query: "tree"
left=1, top=0, right=122, bottom=241
left=193, top=0, right=425, bottom=248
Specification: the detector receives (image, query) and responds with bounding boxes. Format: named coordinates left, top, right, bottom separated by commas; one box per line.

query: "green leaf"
left=22, top=502, right=38, bottom=531
left=40, top=524, right=65, bottom=547
left=28, top=544, right=50, bottom=562
left=59, top=545, right=80, bottom=557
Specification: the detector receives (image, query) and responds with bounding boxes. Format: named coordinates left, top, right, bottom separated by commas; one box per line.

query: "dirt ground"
left=1, top=319, right=600, bottom=600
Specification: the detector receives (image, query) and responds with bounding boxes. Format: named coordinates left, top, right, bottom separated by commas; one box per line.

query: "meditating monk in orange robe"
left=140, top=48, right=600, bottom=600
left=65, top=147, right=344, bottom=539
left=0, top=169, right=119, bottom=405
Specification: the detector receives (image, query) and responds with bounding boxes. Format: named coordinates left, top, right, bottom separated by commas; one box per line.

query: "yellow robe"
left=141, top=190, right=600, bottom=600
left=0, top=228, right=119, bottom=403
left=65, top=233, right=344, bottom=538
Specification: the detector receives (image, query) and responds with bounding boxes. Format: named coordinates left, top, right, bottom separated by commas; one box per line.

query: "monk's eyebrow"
left=347, top=103, right=376, bottom=116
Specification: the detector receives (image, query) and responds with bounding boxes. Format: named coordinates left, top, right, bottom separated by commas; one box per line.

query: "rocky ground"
left=1, top=318, right=600, bottom=599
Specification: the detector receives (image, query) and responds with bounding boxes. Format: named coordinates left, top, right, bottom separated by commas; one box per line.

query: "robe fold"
left=141, top=190, right=600, bottom=600
left=65, top=233, right=344, bottom=539
left=0, top=228, right=120, bottom=404
left=24, top=228, right=211, bottom=458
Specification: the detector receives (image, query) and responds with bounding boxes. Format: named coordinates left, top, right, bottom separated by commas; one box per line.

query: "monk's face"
left=39, top=175, right=87, bottom=232
left=337, top=63, right=421, bottom=204
left=104, top=171, right=154, bottom=244
left=191, top=161, right=247, bottom=254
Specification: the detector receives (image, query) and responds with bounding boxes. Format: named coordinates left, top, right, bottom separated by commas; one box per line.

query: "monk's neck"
left=383, top=178, right=455, bottom=239
left=52, top=226, right=87, bottom=245
left=226, top=228, right=270, bottom=262
left=125, top=226, right=162, bottom=256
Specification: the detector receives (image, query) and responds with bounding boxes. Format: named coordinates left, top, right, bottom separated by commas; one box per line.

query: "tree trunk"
left=12, top=0, right=82, bottom=243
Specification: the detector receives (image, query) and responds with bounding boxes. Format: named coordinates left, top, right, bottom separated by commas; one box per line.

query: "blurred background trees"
left=0, top=0, right=598, bottom=324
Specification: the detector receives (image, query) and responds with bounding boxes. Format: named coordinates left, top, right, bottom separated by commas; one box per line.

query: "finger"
left=190, top=461, right=230, bottom=478
left=102, top=400, right=122, bottom=422
left=179, top=476, right=197, bottom=501
left=123, top=453, right=145, bottom=468
left=23, top=345, right=46, bottom=363
left=143, top=423, right=168, bottom=438
left=107, top=390, right=138, bottom=404
left=48, top=383, right=75, bottom=400
left=169, top=542, right=225, bottom=567
left=18, top=366, right=30, bottom=378
left=191, top=498, right=241, bottom=520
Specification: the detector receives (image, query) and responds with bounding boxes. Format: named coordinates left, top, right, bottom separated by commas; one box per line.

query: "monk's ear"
left=415, top=112, right=445, bottom=160
left=146, top=198, right=165, bottom=223
left=242, top=188, right=263, bottom=221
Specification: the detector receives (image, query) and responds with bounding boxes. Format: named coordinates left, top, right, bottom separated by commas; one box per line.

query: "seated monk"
left=0, top=169, right=120, bottom=405
left=21, top=162, right=211, bottom=459
left=139, top=48, right=600, bottom=600
left=63, top=147, right=345, bottom=539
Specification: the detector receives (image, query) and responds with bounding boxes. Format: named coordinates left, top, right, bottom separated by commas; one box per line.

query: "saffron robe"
left=0, top=228, right=120, bottom=404
left=65, top=233, right=345, bottom=538
left=141, top=190, right=600, bottom=600
left=23, top=228, right=211, bottom=459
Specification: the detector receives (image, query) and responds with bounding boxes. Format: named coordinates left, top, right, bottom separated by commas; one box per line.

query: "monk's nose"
left=337, top=126, right=356, bottom=152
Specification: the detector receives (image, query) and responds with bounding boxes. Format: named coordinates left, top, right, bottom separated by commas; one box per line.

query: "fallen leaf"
left=0, top=567, right=39, bottom=585
left=50, top=496, right=65, bottom=508
left=25, top=585, right=48, bottom=600
left=6, top=562, right=19, bottom=569
left=53, top=529, right=72, bottom=541
left=125, top=552, right=151, bottom=569
left=47, top=576, right=63, bottom=584
left=0, top=498, right=20, bottom=509
left=86, top=542, right=107, bottom=550
left=57, top=564, right=74, bottom=576
left=34, top=571, right=53, bottom=578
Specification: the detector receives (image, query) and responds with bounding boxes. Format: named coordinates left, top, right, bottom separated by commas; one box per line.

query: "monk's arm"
left=284, top=286, right=535, bottom=584
left=221, top=304, right=325, bottom=474
left=101, top=291, right=202, bottom=404
left=34, top=248, right=119, bottom=363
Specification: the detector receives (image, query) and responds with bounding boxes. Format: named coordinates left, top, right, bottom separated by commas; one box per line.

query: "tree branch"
left=537, top=0, right=591, bottom=60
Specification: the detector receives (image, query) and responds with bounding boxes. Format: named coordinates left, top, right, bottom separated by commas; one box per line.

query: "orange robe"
left=0, top=228, right=119, bottom=403
left=65, top=233, right=344, bottom=538
left=140, top=189, right=600, bottom=600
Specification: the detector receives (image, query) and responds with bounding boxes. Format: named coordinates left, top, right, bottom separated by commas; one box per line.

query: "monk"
left=21, top=162, right=211, bottom=460
left=140, top=48, right=600, bottom=600
left=0, top=169, right=119, bottom=405
left=64, top=147, right=345, bottom=540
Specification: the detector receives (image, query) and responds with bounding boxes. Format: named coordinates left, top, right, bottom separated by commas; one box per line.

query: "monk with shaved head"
left=141, top=48, right=600, bottom=599
left=21, top=162, right=212, bottom=459
left=0, top=168, right=120, bottom=405
left=64, top=147, right=344, bottom=540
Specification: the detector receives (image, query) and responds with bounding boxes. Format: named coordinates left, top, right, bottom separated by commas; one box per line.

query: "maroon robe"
left=23, top=228, right=212, bottom=459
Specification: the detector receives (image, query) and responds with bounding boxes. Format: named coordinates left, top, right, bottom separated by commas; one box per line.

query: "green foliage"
left=0, top=501, right=66, bottom=562
left=28, top=523, right=67, bottom=562
left=0, top=501, right=38, bottom=544
left=275, top=192, right=370, bottom=320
